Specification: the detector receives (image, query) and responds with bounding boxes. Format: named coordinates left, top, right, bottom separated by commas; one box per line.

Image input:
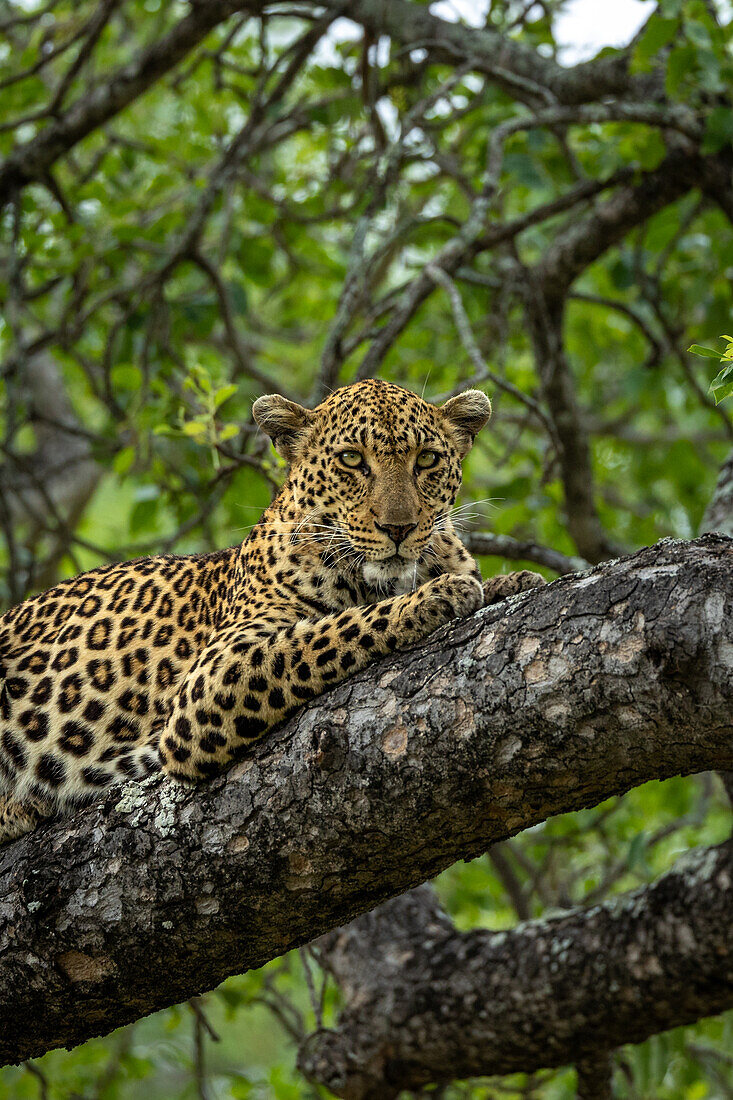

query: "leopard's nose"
left=375, top=522, right=417, bottom=547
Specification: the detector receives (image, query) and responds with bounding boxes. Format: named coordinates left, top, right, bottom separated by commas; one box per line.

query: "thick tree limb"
left=512, top=150, right=704, bottom=563
left=535, top=150, right=701, bottom=306
left=701, top=449, right=733, bottom=805
left=1, top=535, right=732, bottom=1065
left=304, top=437, right=733, bottom=1099
left=0, top=0, right=666, bottom=206
left=298, top=838, right=733, bottom=1098
left=300, top=433, right=733, bottom=1097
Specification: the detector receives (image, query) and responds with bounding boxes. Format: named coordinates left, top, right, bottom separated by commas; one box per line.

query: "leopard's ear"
left=440, top=389, right=491, bottom=456
left=253, top=394, right=313, bottom=461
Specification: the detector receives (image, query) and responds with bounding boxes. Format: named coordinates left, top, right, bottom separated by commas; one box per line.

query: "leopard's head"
left=253, top=379, right=490, bottom=585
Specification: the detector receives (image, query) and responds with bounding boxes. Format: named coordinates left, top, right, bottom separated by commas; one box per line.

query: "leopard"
left=0, top=379, right=544, bottom=846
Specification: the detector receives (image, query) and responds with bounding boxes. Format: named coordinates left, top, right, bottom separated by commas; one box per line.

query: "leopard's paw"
left=482, top=570, right=546, bottom=606
left=408, top=573, right=484, bottom=635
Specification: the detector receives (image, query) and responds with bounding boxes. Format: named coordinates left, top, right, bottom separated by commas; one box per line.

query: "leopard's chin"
left=362, top=556, right=416, bottom=591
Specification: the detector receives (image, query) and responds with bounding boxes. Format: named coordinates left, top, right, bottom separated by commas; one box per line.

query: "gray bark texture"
left=0, top=534, right=731, bottom=1066
left=297, top=844, right=733, bottom=1098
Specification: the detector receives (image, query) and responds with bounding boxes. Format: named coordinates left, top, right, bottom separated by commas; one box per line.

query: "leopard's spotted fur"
left=0, top=380, right=543, bottom=845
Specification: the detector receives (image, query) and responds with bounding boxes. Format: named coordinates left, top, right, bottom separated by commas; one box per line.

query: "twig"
left=426, top=262, right=559, bottom=444
left=463, top=531, right=589, bottom=575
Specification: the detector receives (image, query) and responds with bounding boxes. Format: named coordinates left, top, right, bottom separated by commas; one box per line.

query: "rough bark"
left=522, top=287, right=614, bottom=564
left=519, top=149, right=702, bottom=563
left=0, top=0, right=662, bottom=207
left=1, top=535, right=732, bottom=1065
left=304, top=445, right=733, bottom=1098
left=298, top=840, right=733, bottom=1098
left=535, top=150, right=701, bottom=306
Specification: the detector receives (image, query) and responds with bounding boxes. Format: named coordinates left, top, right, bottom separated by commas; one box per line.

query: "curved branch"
left=535, top=150, right=701, bottom=306
left=298, top=844, right=733, bottom=1099
left=1, top=535, right=731, bottom=1065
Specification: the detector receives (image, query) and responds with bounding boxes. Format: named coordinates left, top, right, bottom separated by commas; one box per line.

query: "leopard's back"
left=0, top=547, right=238, bottom=808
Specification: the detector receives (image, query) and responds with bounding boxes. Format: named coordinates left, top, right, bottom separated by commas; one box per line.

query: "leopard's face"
left=253, top=380, right=491, bottom=587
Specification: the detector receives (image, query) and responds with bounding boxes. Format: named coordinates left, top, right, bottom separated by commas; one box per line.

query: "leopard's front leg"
left=425, top=530, right=545, bottom=602
left=160, top=573, right=483, bottom=782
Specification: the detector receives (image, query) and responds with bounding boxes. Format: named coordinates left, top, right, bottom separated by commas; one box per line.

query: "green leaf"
left=627, top=832, right=651, bottom=874
left=185, top=364, right=212, bottom=393
left=111, top=363, right=142, bottom=392
left=709, top=362, right=733, bottom=404
left=632, top=15, right=678, bottom=73
left=226, top=279, right=248, bottom=315
left=113, top=446, right=136, bottom=475
left=687, top=344, right=723, bottom=359
left=701, top=105, right=733, bottom=155
left=636, top=130, right=666, bottom=171
left=130, top=496, right=159, bottom=534
left=665, top=42, right=696, bottom=95
left=610, top=257, right=635, bottom=291
left=182, top=420, right=208, bottom=437
left=218, top=423, right=240, bottom=441
left=214, top=383, right=238, bottom=409
left=657, top=0, right=682, bottom=13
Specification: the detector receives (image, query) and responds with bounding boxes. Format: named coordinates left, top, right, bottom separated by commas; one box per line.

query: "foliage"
left=689, top=336, right=733, bottom=403
left=1, top=0, right=732, bottom=1096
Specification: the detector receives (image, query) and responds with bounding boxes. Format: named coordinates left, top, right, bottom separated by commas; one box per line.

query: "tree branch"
left=300, top=455, right=733, bottom=1099
left=535, top=149, right=702, bottom=306
left=520, top=276, right=616, bottom=563
left=315, top=0, right=661, bottom=106
left=1, top=535, right=731, bottom=1065
left=0, top=0, right=265, bottom=204
left=463, top=531, right=587, bottom=575
left=298, top=835, right=733, bottom=1098
left=702, top=449, right=733, bottom=543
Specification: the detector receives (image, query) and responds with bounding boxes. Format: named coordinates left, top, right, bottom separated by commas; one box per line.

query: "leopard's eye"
left=338, top=450, right=364, bottom=469
left=416, top=450, right=440, bottom=470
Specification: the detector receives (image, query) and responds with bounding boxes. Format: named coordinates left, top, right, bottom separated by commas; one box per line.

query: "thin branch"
left=0, top=0, right=273, bottom=203
left=426, top=262, right=558, bottom=444
left=463, top=531, right=588, bottom=574
left=314, top=0, right=662, bottom=107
